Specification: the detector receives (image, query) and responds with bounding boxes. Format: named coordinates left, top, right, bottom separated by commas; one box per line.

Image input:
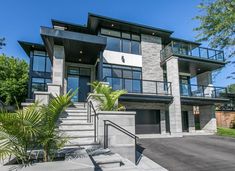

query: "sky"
left=0, top=0, right=234, bottom=87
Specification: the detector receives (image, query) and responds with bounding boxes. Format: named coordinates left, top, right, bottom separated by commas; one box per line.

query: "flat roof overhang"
left=18, top=41, right=45, bottom=57
left=40, top=26, right=107, bottom=64
left=119, top=93, right=173, bottom=103
left=162, top=55, right=226, bottom=77
left=181, top=96, right=230, bottom=105
left=88, top=13, right=173, bottom=38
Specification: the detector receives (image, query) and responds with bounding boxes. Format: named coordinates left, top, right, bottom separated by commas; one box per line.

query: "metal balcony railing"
left=180, top=83, right=227, bottom=98
left=160, top=41, right=225, bottom=62
left=103, top=76, right=172, bottom=96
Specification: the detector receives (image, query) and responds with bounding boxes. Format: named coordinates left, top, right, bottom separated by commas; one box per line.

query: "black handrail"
left=87, top=101, right=97, bottom=142
left=103, top=76, right=172, bottom=96
left=103, top=119, right=139, bottom=165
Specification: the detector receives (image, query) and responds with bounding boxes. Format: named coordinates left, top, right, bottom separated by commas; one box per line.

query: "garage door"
left=135, top=110, right=161, bottom=134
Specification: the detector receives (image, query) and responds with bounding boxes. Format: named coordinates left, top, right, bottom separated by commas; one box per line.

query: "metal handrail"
left=87, top=101, right=97, bottom=142
left=103, top=76, right=172, bottom=96
left=103, top=119, right=139, bottom=165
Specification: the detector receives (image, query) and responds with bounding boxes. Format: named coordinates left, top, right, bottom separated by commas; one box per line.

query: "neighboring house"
left=19, top=13, right=229, bottom=135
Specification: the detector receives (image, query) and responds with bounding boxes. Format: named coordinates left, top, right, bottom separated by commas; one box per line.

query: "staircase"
left=58, top=102, right=99, bottom=148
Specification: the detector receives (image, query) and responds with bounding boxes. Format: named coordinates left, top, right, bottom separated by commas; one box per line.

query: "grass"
left=217, top=127, right=235, bottom=138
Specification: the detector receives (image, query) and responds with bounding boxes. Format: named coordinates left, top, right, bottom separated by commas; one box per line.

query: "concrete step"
left=65, top=137, right=95, bottom=144
left=65, top=109, right=87, bottom=113
left=92, top=153, right=123, bottom=169
left=60, top=116, right=87, bottom=120
left=59, top=124, right=94, bottom=130
left=59, top=118, right=88, bottom=124
left=60, top=130, right=94, bottom=137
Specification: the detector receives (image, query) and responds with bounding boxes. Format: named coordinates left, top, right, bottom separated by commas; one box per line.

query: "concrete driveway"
left=137, top=135, right=235, bottom=171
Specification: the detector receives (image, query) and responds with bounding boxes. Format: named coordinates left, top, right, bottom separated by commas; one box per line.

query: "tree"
left=194, top=0, right=235, bottom=58
left=0, top=54, right=28, bottom=105
left=0, top=38, right=5, bottom=49
left=227, top=84, right=235, bottom=93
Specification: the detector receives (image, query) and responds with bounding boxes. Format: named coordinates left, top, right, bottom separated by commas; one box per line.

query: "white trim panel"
left=103, top=50, right=142, bottom=67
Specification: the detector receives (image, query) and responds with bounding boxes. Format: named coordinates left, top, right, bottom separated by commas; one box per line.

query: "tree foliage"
left=0, top=38, right=5, bottom=49
left=227, top=84, right=235, bottom=93
left=194, top=0, right=235, bottom=58
left=0, top=54, right=29, bottom=105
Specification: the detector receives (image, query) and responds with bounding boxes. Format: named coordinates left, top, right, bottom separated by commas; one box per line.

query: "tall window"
left=31, top=78, right=52, bottom=94
left=101, top=28, right=141, bottom=55
left=103, top=64, right=142, bottom=93
left=33, top=51, right=51, bottom=73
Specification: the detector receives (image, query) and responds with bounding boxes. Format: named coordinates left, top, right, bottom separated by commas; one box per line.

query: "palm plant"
left=0, top=91, right=74, bottom=164
left=39, top=92, right=74, bottom=162
left=0, top=105, right=43, bottom=165
left=90, top=81, right=127, bottom=111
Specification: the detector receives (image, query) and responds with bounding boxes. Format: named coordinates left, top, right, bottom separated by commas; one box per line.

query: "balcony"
left=103, top=77, right=173, bottom=103
left=180, top=84, right=229, bottom=105
left=160, top=41, right=225, bottom=63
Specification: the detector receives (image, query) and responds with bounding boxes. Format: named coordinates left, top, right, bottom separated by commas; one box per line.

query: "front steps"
left=59, top=103, right=98, bottom=148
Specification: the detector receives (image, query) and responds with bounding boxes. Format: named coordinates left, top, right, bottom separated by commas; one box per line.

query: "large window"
left=102, top=64, right=142, bottom=93
left=101, top=28, right=141, bottom=55
left=32, top=51, right=51, bottom=73
left=31, top=78, right=52, bottom=94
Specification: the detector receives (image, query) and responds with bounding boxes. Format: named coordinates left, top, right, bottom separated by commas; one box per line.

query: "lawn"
left=217, top=127, right=235, bottom=138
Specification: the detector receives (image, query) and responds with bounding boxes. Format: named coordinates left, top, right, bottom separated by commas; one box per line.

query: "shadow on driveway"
left=137, top=135, right=235, bottom=171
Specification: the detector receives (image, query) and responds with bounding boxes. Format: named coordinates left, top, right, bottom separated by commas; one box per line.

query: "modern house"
left=19, top=13, right=229, bottom=136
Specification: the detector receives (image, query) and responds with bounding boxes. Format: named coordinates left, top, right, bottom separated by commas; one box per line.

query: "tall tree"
left=0, top=54, right=29, bottom=105
left=194, top=0, right=235, bottom=58
left=0, top=38, right=5, bottom=49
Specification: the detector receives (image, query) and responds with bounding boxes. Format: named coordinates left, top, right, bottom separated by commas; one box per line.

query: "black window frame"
left=100, top=28, right=141, bottom=55
left=32, top=51, right=51, bottom=73
left=31, top=77, right=52, bottom=94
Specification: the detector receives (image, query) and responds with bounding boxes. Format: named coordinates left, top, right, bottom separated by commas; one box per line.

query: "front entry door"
left=78, top=76, right=90, bottom=102
left=182, top=111, right=189, bottom=132
left=67, top=67, right=91, bottom=102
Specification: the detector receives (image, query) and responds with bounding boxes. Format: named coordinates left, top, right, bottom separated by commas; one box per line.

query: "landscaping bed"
left=217, top=127, right=235, bottom=138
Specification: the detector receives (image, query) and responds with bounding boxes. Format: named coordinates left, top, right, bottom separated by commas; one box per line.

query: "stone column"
left=160, top=110, right=166, bottom=134
left=199, top=105, right=217, bottom=133
left=197, top=71, right=214, bottom=97
left=166, top=56, right=182, bottom=134
left=188, top=106, right=196, bottom=132
left=51, top=45, right=65, bottom=95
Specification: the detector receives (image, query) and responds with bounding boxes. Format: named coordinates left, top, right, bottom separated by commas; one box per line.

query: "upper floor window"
left=101, top=28, right=141, bottom=55
left=32, top=51, right=51, bottom=73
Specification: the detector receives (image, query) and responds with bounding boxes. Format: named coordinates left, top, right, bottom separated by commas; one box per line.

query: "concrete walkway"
left=138, top=135, right=235, bottom=171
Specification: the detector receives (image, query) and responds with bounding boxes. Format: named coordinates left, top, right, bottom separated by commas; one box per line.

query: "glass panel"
left=112, top=78, right=122, bottom=90
left=122, top=32, right=131, bottom=39
left=122, top=39, right=131, bottom=53
left=106, top=37, right=121, bottom=51
left=67, top=77, right=79, bottom=102
left=46, top=57, right=51, bottom=73
left=33, top=56, right=45, bottom=72
left=133, top=80, right=141, bottom=93
left=123, top=70, right=132, bottom=79
left=124, top=79, right=132, bottom=92
left=68, top=68, right=79, bottom=75
left=181, top=84, right=190, bottom=96
left=131, top=41, right=141, bottom=55
left=113, top=69, right=122, bottom=78
left=101, top=28, right=121, bottom=37
left=34, top=50, right=46, bottom=56
left=32, top=78, right=45, bottom=92
left=132, top=34, right=140, bottom=41
left=103, top=68, right=112, bottom=79
left=80, top=68, right=90, bottom=76
left=133, top=71, right=141, bottom=79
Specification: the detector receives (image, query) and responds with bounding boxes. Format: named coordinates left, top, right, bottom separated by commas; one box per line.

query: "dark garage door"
left=135, top=110, right=161, bottom=134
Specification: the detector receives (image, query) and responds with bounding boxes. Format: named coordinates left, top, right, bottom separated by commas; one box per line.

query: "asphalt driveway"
left=137, top=135, right=235, bottom=171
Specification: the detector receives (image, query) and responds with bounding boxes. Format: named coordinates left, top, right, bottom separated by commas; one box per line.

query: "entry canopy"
left=40, top=26, right=107, bottom=64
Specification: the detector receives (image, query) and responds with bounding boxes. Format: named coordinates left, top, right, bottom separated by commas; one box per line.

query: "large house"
left=19, top=13, right=228, bottom=136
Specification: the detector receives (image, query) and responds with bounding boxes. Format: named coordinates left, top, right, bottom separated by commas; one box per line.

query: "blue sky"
left=0, top=0, right=234, bottom=87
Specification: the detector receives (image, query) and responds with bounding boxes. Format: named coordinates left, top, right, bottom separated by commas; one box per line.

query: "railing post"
left=94, top=107, right=96, bottom=142
left=104, top=120, right=108, bottom=149
left=202, top=85, right=205, bottom=97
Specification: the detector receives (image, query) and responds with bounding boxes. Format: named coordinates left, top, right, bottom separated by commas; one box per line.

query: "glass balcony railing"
left=160, top=41, right=225, bottom=62
left=180, top=83, right=227, bottom=98
left=103, top=76, right=172, bottom=96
